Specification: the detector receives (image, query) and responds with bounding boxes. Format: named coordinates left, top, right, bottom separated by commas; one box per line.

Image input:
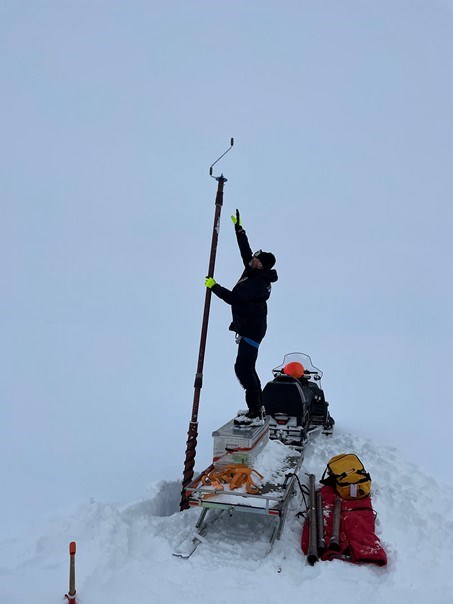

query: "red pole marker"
left=65, top=541, right=77, bottom=603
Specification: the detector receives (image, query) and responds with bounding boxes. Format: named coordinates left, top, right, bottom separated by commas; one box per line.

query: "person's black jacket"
left=211, top=229, right=278, bottom=343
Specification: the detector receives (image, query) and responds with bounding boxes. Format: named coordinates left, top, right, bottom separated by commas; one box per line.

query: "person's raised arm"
left=231, top=209, right=253, bottom=267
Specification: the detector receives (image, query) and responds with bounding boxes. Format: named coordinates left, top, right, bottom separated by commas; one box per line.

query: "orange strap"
left=200, top=464, right=264, bottom=497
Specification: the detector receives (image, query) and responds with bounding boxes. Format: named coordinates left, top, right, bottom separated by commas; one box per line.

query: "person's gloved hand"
left=231, top=209, right=243, bottom=232
left=205, top=276, right=216, bottom=289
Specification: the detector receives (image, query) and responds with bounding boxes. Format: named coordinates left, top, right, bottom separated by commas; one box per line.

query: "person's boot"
left=234, top=406, right=264, bottom=427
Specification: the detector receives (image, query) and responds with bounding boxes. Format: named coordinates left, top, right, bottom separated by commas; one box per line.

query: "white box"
left=212, top=416, right=269, bottom=467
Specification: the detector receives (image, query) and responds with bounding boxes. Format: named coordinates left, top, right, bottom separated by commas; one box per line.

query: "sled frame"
left=184, top=448, right=304, bottom=549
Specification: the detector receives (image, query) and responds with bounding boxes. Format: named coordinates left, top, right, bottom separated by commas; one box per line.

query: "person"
left=205, top=209, right=278, bottom=425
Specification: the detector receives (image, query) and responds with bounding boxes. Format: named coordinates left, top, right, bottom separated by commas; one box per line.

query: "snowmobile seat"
left=262, top=375, right=309, bottom=426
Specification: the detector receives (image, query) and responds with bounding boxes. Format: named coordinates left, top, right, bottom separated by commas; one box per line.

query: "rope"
left=200, top=464, right=264, bottom=497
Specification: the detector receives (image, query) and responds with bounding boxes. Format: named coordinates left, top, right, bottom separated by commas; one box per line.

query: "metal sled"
left=176, top=446, right=304, bottom=557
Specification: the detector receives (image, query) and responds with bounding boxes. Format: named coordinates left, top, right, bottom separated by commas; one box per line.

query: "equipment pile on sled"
left=179, top=416, right=304, bottom=557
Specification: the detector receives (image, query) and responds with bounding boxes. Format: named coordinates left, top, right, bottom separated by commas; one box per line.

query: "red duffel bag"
left=301, top=485, right=387, bottom=566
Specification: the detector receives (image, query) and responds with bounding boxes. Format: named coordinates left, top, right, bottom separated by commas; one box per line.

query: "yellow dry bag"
left=320, top=453, right=371, bottom=499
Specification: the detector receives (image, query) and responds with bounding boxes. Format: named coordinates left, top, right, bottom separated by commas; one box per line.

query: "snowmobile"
left=262, top=352, right=335, bottom=447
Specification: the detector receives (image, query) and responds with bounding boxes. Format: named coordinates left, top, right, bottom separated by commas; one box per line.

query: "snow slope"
left=1, top=428, right=453, bottom=604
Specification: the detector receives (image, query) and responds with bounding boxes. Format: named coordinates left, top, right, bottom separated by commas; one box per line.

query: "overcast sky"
left=1, top=1, right=452, bottom=538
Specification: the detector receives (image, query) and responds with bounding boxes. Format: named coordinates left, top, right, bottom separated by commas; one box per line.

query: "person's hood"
left=249, top=267, right=278, bottom=283
left=265, top=268, right=278, bottom=283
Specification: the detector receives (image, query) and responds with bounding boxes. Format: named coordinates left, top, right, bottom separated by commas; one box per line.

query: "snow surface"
left=1, top=428, right=453, bottom=604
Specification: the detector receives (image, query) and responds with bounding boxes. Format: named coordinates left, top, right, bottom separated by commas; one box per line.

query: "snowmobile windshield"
left=273, top=352, right=323, bottom=383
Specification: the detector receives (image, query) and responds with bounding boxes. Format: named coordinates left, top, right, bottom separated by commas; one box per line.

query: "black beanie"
left=255, top=251, right=276, bottom=271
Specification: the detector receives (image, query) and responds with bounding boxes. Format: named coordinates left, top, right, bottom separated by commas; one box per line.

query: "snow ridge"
left=1, top=430, right=453, bottom=604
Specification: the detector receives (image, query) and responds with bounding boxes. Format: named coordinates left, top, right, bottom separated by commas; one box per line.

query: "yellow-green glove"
left=231, top=209, right=243, bottom=232
left=205, top=276, right=216, bottom=289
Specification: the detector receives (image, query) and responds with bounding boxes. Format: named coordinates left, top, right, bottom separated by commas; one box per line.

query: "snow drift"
left=1, top=429, right=453, bottom=604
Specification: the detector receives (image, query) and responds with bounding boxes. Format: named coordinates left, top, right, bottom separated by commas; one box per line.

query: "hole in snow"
left=148, top=480, right=181, bottom=517
left=126, top=480, right=182, bottom=518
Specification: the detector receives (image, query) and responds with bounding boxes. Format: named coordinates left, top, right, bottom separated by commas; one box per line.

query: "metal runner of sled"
left=175, top=445, right=304, bottom=558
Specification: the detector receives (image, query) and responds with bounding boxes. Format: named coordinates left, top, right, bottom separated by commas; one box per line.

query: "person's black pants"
left=234, top=338, right=262, bottom=412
